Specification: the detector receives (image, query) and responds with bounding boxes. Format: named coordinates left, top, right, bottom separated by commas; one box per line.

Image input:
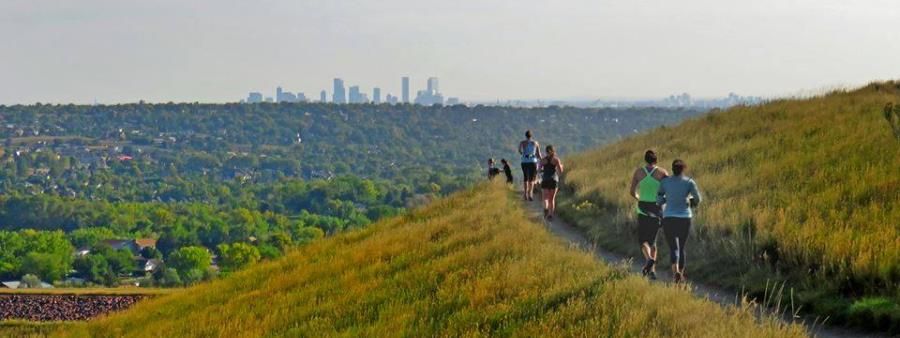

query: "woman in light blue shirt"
left=657, top=159, right=702, bottom=283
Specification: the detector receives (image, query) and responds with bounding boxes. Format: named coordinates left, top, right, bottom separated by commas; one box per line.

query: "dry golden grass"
left=560, top=81, right=900, bottom=329
left=25, top=183, right=803, bottom=337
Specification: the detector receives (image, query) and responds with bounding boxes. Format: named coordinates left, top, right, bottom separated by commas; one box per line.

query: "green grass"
left=7, top=183, right=804, bottom=337
left=559, top=81, right=900, bottom=332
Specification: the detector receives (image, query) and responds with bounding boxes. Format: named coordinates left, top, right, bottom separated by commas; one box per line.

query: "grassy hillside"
left=560, top=82, right=900, bottom=332
left=25, top=184, right=801, bottom=337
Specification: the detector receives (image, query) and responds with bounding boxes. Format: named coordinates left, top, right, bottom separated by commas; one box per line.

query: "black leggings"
left=662, top=217, right=691, bottom=270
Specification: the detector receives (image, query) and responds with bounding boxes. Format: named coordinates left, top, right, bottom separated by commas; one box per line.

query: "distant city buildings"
left=348, top=86, right=370, bottom=103
left=401, top=77, right=410, bottom=103
left=385, top=94, right=399, bottom=104
left=243, top=75, right=456, bottom=106
left=414, top=77, right=444, bottom=105
left=333, top=78, right=346, bottom=104
left=663, top=93, right=693, bottom=107
left=427, top=77, right=439, bottom=93
left=275, top=86, right=307, bottom=103
left=246, top=92, right=263, bottom=103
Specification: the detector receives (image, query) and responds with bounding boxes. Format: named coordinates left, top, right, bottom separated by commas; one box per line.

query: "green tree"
left=168, top=246, right=211, bottom=280
left=20, top=252, right=69, bottom=282
left=74, top=254, right=112, bottom=285
left=68, top=227, right=115, bottom=248
left=217, top=242, right=260, bottom=271
left=155, top=267, right=182, bottom=287
left=291, top=226, right=324, bottom=245
left=141, top=246, right=163, bottom=260
left=20, top=274, right=42, bottom=288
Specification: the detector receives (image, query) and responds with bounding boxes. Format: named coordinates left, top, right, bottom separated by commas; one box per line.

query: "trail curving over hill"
left=520, top=195, right=887, bottom=338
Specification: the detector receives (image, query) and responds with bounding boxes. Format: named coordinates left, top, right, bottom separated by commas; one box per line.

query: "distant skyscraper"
left=348, top=85, right=363, bottom=104
left=414, top=90, right=443, bottom=106
left=373, top=87, right=381, bottom=104
left=320, top=90, right=327, bottom=103
left=415, top=77, right=444, bottom=105
left=427, top=77, right=439, bottom=94
left=333, top=78, right=346, bottom=104
left=276, top=86, right=284, bottom=103
left=247, top=92, right=263, bottom=103
left=401, top=77, right=410, bottom=103
left=390, top=94, right=400, bottom=104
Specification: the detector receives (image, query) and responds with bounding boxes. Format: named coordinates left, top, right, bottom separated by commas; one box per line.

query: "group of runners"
left=487, top=130, right=703, bottom=283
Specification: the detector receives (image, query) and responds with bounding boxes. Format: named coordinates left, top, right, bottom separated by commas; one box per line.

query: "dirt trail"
left=520, top=198, right=885, bottom=338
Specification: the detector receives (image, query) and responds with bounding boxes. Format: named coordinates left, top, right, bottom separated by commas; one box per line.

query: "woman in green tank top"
left=629, top=150, right=669, bottom=279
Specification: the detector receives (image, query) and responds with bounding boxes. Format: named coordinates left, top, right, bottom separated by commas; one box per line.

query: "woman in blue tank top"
left=518, top=130, right=542, bottom=201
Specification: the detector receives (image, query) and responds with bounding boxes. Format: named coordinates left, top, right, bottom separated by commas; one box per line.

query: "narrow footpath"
left=519, top=197, right=885, bottom=338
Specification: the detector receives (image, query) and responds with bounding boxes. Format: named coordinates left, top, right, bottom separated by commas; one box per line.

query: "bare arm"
left=556, top=158, right=564, bottom=174
left=535, top=142, right=543, bottom=161
left=518, top=141, right=525, bottom=155
left=655, top=167, right=670, bottom=180
left=629, top=168, right=643, bottom=200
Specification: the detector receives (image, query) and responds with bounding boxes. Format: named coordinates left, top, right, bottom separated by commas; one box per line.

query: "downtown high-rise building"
left=401, top=76, right=410, bottom=103
left=320, top=90, right=327, bottom=103
left=333, top=78, right=346, bottom=104
left=415, top=77, right=444, bottom=106
left=247, top=92, right=263, bottom=103
left=348, top=86, right=370, bottom=104
left=427, top=77, right=439, bottom=94
left=373, top=87, right=381, bottom=104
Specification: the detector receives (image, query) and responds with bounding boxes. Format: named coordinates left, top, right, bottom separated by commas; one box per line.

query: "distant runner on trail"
left=518, top=130, right=543, bottom=201
left=540, top=145, right=563, bottom=219
left=657, top=159, right=702, bottom=284
left=629, top=150, right=669, bottom=280
left=487, top=158, right=500, bottom=180
left=500, top=158, right=513, bottom=184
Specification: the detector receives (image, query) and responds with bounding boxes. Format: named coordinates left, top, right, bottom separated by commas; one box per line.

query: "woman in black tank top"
left=540, top=145, right=564, bottom=220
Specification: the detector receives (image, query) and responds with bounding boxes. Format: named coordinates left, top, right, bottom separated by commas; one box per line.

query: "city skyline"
left=244, top=76, right=458, bottom=106
left=2, top=1, right=898, bottom=104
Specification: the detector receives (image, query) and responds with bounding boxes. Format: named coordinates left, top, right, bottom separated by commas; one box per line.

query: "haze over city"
left=1, top=0, right=899, bottom=104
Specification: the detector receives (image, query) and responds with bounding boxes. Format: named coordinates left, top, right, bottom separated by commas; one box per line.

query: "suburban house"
left=73, top=238, right=163, bottom=277
left=101, top=238, right=158, bottom=255
left=140, top=258, right=162, bottom=273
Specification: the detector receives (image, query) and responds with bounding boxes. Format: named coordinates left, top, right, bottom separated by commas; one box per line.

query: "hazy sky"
left=1, top=0, right=899, bottom=104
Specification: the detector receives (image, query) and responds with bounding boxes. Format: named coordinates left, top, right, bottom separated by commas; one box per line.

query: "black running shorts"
left=637, top=202, right=661, bottom=245
left=521, top=162, right=538, bottom=182
left=540, top=179, right=558, bottom=190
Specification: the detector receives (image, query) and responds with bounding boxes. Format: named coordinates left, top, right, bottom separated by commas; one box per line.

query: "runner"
left=629, top=150, right=668, bottom=280
left=540, top=145, right=563, bottom=219
left=500, top=158, right=513, bottom=184
left=657, top=159, right=702, bottom=283
left=487, top=158, right=500, bottom=180
left=518, top=130, right=543, bottom=201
